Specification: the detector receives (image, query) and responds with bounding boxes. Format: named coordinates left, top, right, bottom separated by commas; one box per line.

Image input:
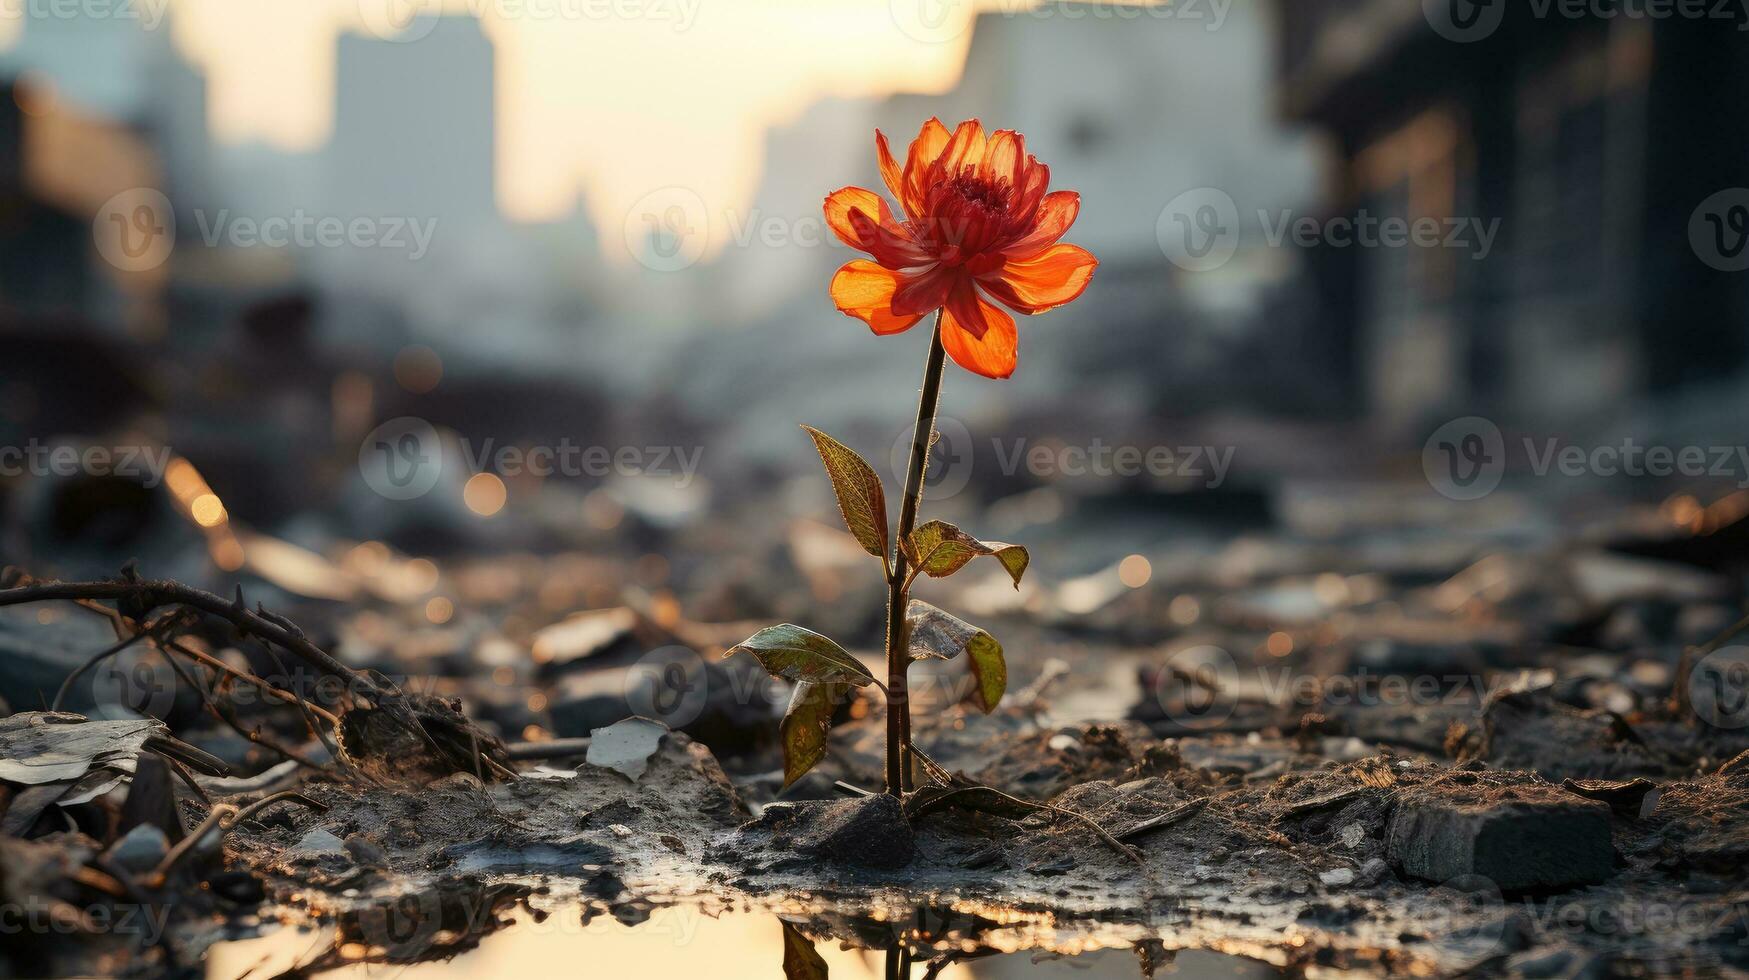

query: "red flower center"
left=947, top=173, right=1010, bottom=215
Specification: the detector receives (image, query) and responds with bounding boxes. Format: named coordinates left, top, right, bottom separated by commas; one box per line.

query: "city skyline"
left=0, top=0, right=980, bottom=237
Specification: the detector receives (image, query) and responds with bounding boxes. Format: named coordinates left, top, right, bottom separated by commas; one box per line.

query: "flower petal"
left=823, top=187, right=897, bottom=252
left=902, top=118, right=952, bottom=215
left=941, top=280, right=1017, bottom=379
left=934, top=119, right=986, bottom=182
left=1003, top=191, right=1080, bottom=257
left=847, top=207, right=931, bottom=268
left=1011, top=158, right=1050, bottom=222
left=831, top=260, right=926, bottom=336
left=874, top=129, right=910, bottom=219
left=980, top=130, right=1024, bottom=187
left=892, top=267, right=953, bottom=317
left=981, top=243, right=1097, bottom=315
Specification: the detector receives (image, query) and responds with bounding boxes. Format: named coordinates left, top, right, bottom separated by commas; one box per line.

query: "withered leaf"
left=724, top=624, right=875, bottom=687
left=906, top=520, right=1029, bottom=588
left=779, top=680, right=851, bottom=789
left=904, top=600, right=1006, bottom=713
left=780, top=919, right=829, bottom=980
left=802, top=426, right=889, bottom=561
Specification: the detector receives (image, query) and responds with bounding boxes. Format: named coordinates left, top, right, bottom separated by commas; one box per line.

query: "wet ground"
left=5, top=474, right=1749, bottom=978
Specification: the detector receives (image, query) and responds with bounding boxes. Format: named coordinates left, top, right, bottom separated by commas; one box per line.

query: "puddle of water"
left=205, top=904, right=1281, bottom=980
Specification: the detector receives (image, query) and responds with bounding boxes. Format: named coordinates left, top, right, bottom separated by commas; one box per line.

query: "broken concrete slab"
left=1386, top=779, right=1614, bottom=892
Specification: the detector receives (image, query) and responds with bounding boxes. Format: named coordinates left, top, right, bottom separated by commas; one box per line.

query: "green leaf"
left=778, top=680, right=850, bottom=789
left=904, top=600, right=1006, bottom=713
left=724, top=624, right=876, bottom=687
left=780, top=919, right=829, bottom=980
left=906, top=520, right=1029, bottom=588
left=802, top=425, right=889, bottom=560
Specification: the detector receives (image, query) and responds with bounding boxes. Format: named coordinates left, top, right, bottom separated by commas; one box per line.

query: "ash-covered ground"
left=4, top=470, right=1749, bottom=978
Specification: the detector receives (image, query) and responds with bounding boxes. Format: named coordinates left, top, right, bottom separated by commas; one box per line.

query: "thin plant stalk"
left=884, top=312, right=947, bottom=796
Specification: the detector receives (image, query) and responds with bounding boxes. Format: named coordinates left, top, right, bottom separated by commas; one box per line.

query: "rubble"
left=1385, top=778, right=1616, bottom=892
left=3, top=481, right=1749, bottom=977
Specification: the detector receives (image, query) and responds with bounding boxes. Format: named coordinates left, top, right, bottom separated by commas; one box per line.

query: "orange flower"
left=824, top=118, right=1097, bottom=380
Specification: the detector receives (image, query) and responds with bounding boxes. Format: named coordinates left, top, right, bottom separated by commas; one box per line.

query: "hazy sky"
left=140, top=0, right=976, bottom=227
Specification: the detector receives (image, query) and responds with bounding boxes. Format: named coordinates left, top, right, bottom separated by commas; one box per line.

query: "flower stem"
left=885, top=311, right=947, bottom=796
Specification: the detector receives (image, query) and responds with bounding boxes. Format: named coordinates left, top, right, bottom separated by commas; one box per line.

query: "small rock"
left=587, top=717, right=668, bottom=782
left=289, top=828, right=348, bottom=859
left=343, top=833, right=388, bottom=868
left=1319, top=867, right=1355, bottom=887
left=430, top=771, right=485, bottom=792
left=1386, top=783, right=1614, bottom=892
left=104, top=824, right=169, bottom=875
left=1354, top=857, right=1393, bottom=887
left=1339, top=823, right=1365, bottom=849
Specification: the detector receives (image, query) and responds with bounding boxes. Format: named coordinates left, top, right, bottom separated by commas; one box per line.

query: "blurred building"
left=328, top=16, right=496, bottom=232
left=1277, top=1, right=1749, bottom=435
left=0, top=11, right=213, bottom=219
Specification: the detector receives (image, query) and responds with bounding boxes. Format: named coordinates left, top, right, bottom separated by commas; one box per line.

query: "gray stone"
left=1386, top=785, right=1614, bottom=892
left=103, top=824, right=169, bottom=875
left=289, top=828, right=348, bottom=859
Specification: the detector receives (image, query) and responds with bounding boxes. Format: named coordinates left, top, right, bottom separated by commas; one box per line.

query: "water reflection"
left=205, top=903, right=1280, bottom=979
